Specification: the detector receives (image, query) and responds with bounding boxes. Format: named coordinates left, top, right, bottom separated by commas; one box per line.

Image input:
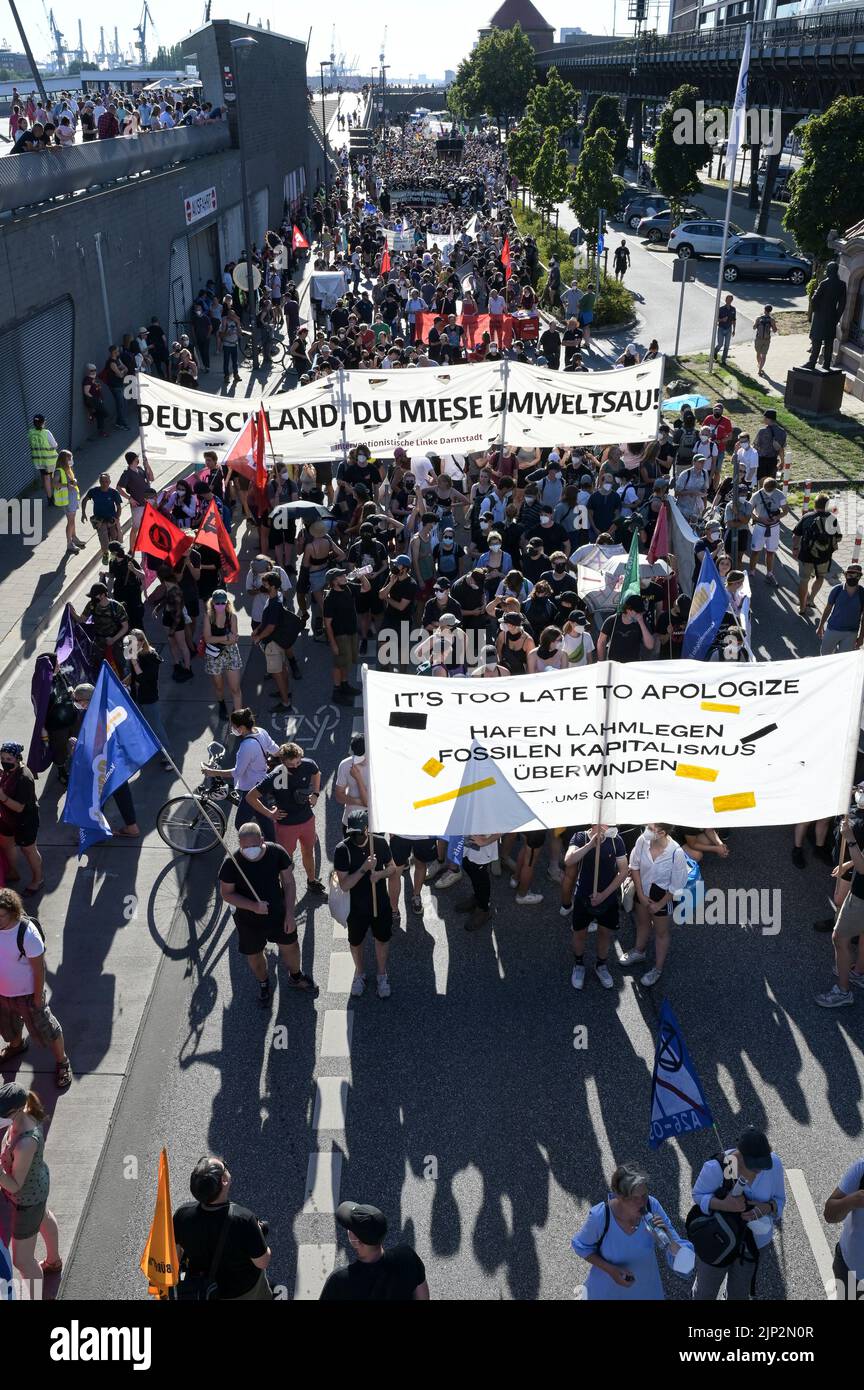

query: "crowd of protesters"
left=5, top=84, right=223, bottom=154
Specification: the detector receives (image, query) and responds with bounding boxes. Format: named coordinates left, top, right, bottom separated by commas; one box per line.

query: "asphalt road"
left=54, top=515, right=864, bottom=1303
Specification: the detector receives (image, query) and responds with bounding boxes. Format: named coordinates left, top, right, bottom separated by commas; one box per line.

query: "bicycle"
left=156, top=741, right=240, bottom=854
left=239, top=329, right=292, bottom=372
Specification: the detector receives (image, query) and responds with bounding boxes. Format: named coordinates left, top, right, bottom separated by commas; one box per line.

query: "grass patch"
left=674, top=356, right=864, bottom=484
left=511, top=202, right=635, bottom=328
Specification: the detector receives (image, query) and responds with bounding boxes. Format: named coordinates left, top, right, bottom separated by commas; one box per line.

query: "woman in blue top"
left=572, top=1163, right=693, bottom=1300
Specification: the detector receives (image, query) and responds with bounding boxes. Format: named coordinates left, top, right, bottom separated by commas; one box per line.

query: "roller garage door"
left=0, top=297, right=74, bottom=498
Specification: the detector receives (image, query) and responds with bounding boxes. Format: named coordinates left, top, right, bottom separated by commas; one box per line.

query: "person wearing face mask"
left=747, top=478, right=788, bottom=587
left=528, top=626, right=568, bottom=674
left=560, top=607, right=596, bottom=666
left=451, top=568, right=489, bottom=639
left=409, top=513, right=439, bottom=607
left=423, top=578, right=463, bottom=631
left=0, top=745, right=42, bottom=895
left=334, top=733, right=369, bottom=833
left=621, top=824, right=690, bottom=988
left=587, top=475, right=621, bottom=538
left=202, top=591, right=244, bottom=721
left=346, top=522, right=389, bottom=655
left=526, top=506, right=570, bottom=557
left=539, top=551, right=576, bottom=598
left=201, top=708, right=279, bottom=834
left=690, top=1130, right=785, bottom=1300
left=334, top=809, right=400, bottom=999
left=692, top=522, right=724, bottom=590
left=470, top=643, right=510, bottom=678
left=378, top=556, right=419, bottom=672
left=817, top=564, right=864, bottom=655
left=597, top=596, right=654, bottom=664
left=0, top=1081, right=62, bottom=1291
left=496, top=612, right=536, bottom=675
left=218, top=824, right=315, bottom=1007
left=572, top=1162, right=692, bottom=1300
left=477, top=532, right=513, bottom=599
left=432, top=526, right=464, bottom=581
left=561, top=824, right=629, bottom=989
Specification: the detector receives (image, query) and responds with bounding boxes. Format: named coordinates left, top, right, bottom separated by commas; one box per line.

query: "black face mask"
left=1, top=761, right=15, bottom=772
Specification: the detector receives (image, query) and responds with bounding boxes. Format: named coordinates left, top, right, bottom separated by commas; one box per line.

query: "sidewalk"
left=725, top=331, right=864, bottom=423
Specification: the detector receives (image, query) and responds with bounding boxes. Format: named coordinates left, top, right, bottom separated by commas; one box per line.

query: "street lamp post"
left=380, top=64, right=390, bottom=134
left=320, top=60, right=333, bottom=201
left=230, top=35, right=259, bottom=371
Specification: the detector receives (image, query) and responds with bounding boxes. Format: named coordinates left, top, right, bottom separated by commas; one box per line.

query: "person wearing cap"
left=245, top=553, right=292, bottom=626
left=816, top=564, right=864, bottom=656
left=80, top=472, right=123, bottom=558
left=173, top=1155, right=273, bottom=1299
left=0, top=888, right=72, bottom=1090
left=345, top=522, right=389, bottom=656
left=691, top=1129, right=786, bottom=1300
left=202, top=590, right=243, bottom=721
left=323, top=568, right=369, bottom=705
left=413, top=611, right=467, bottom=677
left=320, top=1200, right=429, bottom=1301
left=218, top=822, right=314, bottom=1005
left=0, top=1080, right=62, bottom=1289
left=76, top=581, right=129, bottom=672
left=422, top=578, right=463, bottom=633
left=432, top=523, right=464, bottom=582
left=334, top=809, right=400, bottom=999
left=82, top=364, right=109, bottom=437
left=378, top=555, right=418, bottom=672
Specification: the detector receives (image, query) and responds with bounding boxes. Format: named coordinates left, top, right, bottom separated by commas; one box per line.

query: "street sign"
left=672, top=260, right=696, bottom=283
left=569, top=226, right=585, bottom=247
left=183, top=187, right=217, bottom=226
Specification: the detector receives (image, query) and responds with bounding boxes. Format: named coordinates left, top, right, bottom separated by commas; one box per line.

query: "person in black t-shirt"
left=173, top=1155, right=273, bottom=1300
left=218, top=823, right=315, bottom=1004
left=525, top=507, right=570, bottom=556
left=597, top=596, right=655, bottom=662
left=378, top=556, right=418, bottom=671
left=245, top=743, right=326, bottom=895
left=539, top=552, right=576, bottom=597
left=320, top=1200, right=429, bottom=1301
left=346, top=523, right=389, bottom=652
left=563, top=826, right=629, bottom=992
left=323, top=567, right=369, bottom=705
left=451, top=569, right=487, bottom=633
left=333, top=809, right=399, bottom=999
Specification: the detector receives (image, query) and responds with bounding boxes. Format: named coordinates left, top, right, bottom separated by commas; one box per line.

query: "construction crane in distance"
left=75, top=19, right=86, bottom=64
left=379, top=25, right=387, bottom=70
left=136, top=1, right=153, bottom=66
left=48, top=9, right=66, bottom=72
left=96, top=26, right=107, bottom=65
left=111, top=27, right=121, bottom=63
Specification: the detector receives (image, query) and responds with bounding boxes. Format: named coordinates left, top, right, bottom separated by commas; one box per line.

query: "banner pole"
left=337, top=366, right=350, bottom=477
left=360, top=662, right=380, bottom=914
left=498, top=355, right=510, bottom=455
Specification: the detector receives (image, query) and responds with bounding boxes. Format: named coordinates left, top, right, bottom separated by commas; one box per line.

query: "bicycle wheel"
left=156, top=796, right=227, bottom=854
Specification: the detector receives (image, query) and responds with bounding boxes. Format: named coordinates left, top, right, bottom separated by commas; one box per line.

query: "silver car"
left=722, top=235, right=811, bottom=285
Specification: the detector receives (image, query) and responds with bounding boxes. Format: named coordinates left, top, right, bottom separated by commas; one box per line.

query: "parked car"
left=668, top=219, right=744, bottom=258
left=722, top=234, right=811, bottom=285
left=621, top=194, right=669, bottom=229
left=636, top=206, right=706, bottom=243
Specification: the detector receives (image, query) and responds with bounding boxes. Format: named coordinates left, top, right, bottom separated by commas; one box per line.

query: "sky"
left=3, top=1, right=672, bottom=82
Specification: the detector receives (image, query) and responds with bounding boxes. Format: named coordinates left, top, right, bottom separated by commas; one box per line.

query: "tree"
left=784, top=96, right=864, bottom=271
left=507, top=118, right=541, bottom=189
left=652, top=84, right=712, bottom=223
left=149, top=43, right=184, bottom=71
left=530, top=126, right=571, bottom=227
left=66, top=60, right=82, bottom=76
left=583, top=94, right=628, bottom=166
left=447, top=55, right=483, bottom=121
left=448, top=25, right=535, bottom=135
left=525, top=67, right=579, bottom=141
left=569, top=128, right=623, bottom=259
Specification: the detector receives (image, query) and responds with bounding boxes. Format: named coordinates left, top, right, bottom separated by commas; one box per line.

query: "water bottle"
left=643, top=1213, right=669, bottom=1249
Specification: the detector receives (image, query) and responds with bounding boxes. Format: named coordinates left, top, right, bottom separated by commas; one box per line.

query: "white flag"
left=726, top=24, right=751, bottom=167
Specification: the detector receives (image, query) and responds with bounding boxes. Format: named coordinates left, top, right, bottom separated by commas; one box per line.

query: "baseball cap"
left=438, top=612, right=459, bottom=627
left=252, top=555, right=270, bottom=573
left=344, top=808, right=369, bottom=834
left=211, top=589, right=229, bottom=604
left=325, top=567, right=346, bottom=584
left=0, top=1083, right=27, bottom=1119
left=336, top=1200, right=387, bottom=1244
left=737, top=1127, right=772, bottom=1172
left=394, top=554, right=411, bottom=568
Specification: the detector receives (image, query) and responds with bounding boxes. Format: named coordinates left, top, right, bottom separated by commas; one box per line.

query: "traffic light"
left=628, top=0, right=647, bottom=20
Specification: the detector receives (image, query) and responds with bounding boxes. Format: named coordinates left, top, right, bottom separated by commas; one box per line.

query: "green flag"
left=617, top=530, right=641, bottom=613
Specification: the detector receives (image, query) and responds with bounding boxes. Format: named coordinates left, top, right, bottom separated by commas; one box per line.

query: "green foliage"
left=784, top=97, right=864, bottom=267
left=149, top=43, right=184, bottom=71
left=66, top=60, right=82, bottom=76
left=530, top=126, right=571, bottom=220
left=507, top=119, right=541, bottom=187
left=594, top=272, right=634, bottom=327
left=584, top=94, right=628, bottom=165
left=569, top=128, right=623, bottom=256
left=447, top=24, right=535, bottom=131
left=447, top=55, right=482, bottom=120
left=653, top=84, right=711, bottom=221
left=525, top=67, right=579, bottom=137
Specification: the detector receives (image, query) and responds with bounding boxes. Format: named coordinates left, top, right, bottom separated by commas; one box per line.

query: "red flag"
left=380, top=245, right=391, bottom=276
left=501, top=236, right=512, bottom=281
left=221, top=414, right=258, bottom=482
left=647, top=500, right=670, bottom=565
left=253, top=410, right=269, bottom=491
left=131, top=502, right=190, bottom=566
left=292, top=224, right=309, bottom=250
left=193, top=499, right=240, bottom=583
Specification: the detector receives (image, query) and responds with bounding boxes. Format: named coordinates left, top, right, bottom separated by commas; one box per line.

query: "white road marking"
left=295, top=1244, right=336, bottom=1299
left=786, top=1168, right=836, bottom=1300
left=327, top=951, right=357, bottom=994
left=312, top=1076, right=350, bottom=1131
left=321, top=1009, right=353, bottom=1057
left=303, top=1151, right=343, bottom=1214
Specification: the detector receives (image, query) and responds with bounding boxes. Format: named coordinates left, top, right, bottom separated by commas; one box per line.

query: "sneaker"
left=306, top=878, right=327, bottom=896
left=641, top=966, right=663, bottom=987
left=410, top=894, right=423, bottom=914
left=815, top=984, right=854, bottom=1009
left=559, top=904, right=572, bottom=917
left=765, top=573, right=779, bottom=587
left=595, top=962, right=614, bottom=989
left=271, top=702, right=295, bottom=713
left=832, top=965, right=864, bottom=990
left=376, top=973, right=391, bottom=999
left=619, top=949, right=647, bottom=967
left=258, top=979, right=272, bottom=1007
left=571, top=963, right=586, bottom=990
left=425, top=859, right=444, bottom=880
left=547, top=862, right=563, bottom=882
left=340, top=683, right=362, bottom=697
left=791, top=846, right=805, bottom=868
left=516, top=891, right=543, bottom=906
left=465, top=906, right=491, bottom=932
left=435, top=868, right=462, bottom=889
left=350, top=973, right=366, bottom=997
left=178, top=666, right=194, bottom=682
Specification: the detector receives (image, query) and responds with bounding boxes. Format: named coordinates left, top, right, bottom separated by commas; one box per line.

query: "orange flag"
left=380, top=245, right=391, bottom=276
left=501, top=236, right=512, bottom=281
left=139, top=1148, right=179, bottom=1298
left=194, top=498, right=240, bottom=583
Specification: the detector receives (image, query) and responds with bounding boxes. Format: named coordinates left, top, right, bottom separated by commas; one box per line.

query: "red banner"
left=193, top=500, right=240, bottom=583
left=131, top=503, right=190, bottom=566
left=413, top=312, right=515, bottom=348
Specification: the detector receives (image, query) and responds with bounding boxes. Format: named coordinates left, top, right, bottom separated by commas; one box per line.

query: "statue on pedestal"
left=805, top=262, right=846, bottom=370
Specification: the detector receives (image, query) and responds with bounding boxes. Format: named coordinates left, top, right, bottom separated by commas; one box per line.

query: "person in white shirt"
left=200, top=707, right=279, bottom=833
left=674, top=457, right=710, bottom=523
left=158, top=106, right=174, bottom=129
left=245, top=554, right=291, bottom=624
left=334, top=733, right=368, bottom=831
left=691, top=1129, right=786, bottom=1301
left=734, top=433, right=759, bottom=489
left=621, top=824, right=689, bottom=987
left=824, top=1154, right=864, bottom=1300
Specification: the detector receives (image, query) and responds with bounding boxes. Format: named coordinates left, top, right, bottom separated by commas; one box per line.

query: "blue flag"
left=63, top=662, right=160, bottom=853
left=682, top=550, right=730, bottom=660
left=446, top=836, right=465, bottom=868
left=649, top=1000, right=714, bottom=1149
left=363, top=200, right=377, bottom=215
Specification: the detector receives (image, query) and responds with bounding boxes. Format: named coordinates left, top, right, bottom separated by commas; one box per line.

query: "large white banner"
left=364, top=653, right=864, bottom=835
left=136, top=357, right=664, bottom=465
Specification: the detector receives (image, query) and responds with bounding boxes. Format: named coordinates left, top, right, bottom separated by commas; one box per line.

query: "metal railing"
left=0, top=121, right=230, bottom=216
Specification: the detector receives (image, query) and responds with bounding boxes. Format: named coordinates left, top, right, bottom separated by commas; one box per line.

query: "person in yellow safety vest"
left=54, top=450, right=85, bottom=556
left=28, top=414, right=58, bottom=500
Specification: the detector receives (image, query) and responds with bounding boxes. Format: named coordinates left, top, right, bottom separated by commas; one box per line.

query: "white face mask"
left=540, top=516, right=553, bottom=527
left=0, top=1115, right=12, bottom=1132
left=855, top=791, right=864, bottom=809
left=645, top=829, right=658, bottom=844
left=604, top=826, right=619, bottom=839
left=490, top=543, right=501, bottom=553
left=601, top=483, right=612, bottom=494
left=241, top=846, right=265, bottom=861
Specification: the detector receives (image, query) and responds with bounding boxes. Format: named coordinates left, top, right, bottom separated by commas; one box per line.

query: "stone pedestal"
left=784, top=366, right=846, bottom=415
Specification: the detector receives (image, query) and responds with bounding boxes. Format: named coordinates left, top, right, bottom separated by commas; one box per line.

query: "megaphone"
left=233, top=261, right=262, bottom=292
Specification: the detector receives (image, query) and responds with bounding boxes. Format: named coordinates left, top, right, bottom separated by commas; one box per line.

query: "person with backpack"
left=689, top=1129, right=786, bottom=1301
left=748, top=477, right=788, bottom=587
left=753, top=305, right=778, bottom=378
left=0, top=889, right=72, bottom=1090
left=673, top=454, right=710, bottom=524
left=620, top=824, right=690, bottom=988
left=250, top=572, right=300, bottom=714
left=817, top=563, right=864, bottom=656
left=173, top=1155, right=273, bottom=1300
left=0, top=743, right=42, bottom=895
left=571, top=1161, right=692, bottom=1299
left=792, top=495, right=840, bottom=617
left=823, top=1154, right=864, bottom=1301
left=202, top=708, right=279, bottom=835
left=0, top=1081, right=63, bottom=1291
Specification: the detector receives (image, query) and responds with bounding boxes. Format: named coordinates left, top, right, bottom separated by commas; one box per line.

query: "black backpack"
left=17, top=915, right=45, bottom=961
left=686, top=1153, right=760, bottom=1287
left=676, top=426, right=699, bottom=468
left=173, top=1203, right=234, bottom=1302
left=802, top=513, right=835, bottom=564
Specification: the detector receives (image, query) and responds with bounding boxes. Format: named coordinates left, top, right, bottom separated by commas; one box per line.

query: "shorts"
left=0, top=993, right=63, bottom=1048
left=274, top=816, right=316, bottom=855
left=269, top=519, right=296, bottom=547
left=756, top=457, right=778, bottom=480
left=13, top=1200, right=47, bottom=1241
left=347, top=910, right=393, bottom=946
left=334, top=633, right=359, bottom=668
left=356, top=586, right=384, bottom=615
left=204, top=643, right=243, bottom=676
left=309, top=569, right=329, bottom=594
left=4, top=814, right=39, bottom=848
left=316, top=462, right=333, bottom=487
left=390, top=835, right=438, bottom=866
left=572, top=895, right=620, bottom=933
left=235, top=917, right=298, bottom=954
left=798, top=559, right=830, bottom=582
left=750, top=523, right=780, bottom=554
left=834, top=890, right=864, bottom=942
left=579, top=310, right=594, bottom=326
left=523, top=830, right=546, bottom=851
left=265, top=642, right=287, bottom=674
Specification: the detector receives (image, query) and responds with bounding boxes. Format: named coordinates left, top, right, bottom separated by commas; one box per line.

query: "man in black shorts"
left=319, top=1201, right=429, bottom=1301
left=334, top=809, right=400, bottom=999
left=562, top=825, right=628, bottom=992
left=388, top=835, right=442, bottom=920
left=218, top=823, right=316, bottom=1007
